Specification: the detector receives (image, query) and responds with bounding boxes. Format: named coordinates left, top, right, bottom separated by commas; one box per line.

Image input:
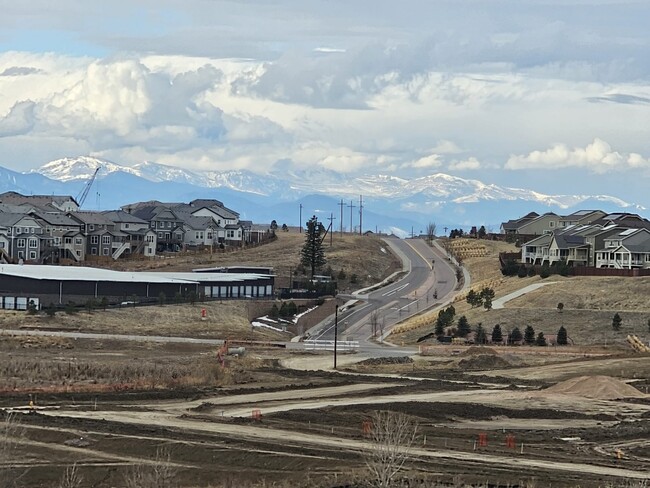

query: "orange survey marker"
left=362, top=420, right=373, bottom=436
left=506, top=434, right=516, bottom=449
left=478, top=432, right=488, bottom=447
left=252, top=409, right=262, bottom=421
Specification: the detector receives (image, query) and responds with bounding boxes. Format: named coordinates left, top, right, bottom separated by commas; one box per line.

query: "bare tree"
left=364, top=411, right=418, bottom=488
left=58, top=463, right=83, bottom=488
left=123, top=446, right=176, bottom=488
left=0, top=412, right=27, bottom=488
left=426, top=222, right=437, bottom=244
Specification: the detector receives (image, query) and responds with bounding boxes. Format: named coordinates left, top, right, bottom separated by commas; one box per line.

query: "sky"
left=0, top=0, right=649, bottom=204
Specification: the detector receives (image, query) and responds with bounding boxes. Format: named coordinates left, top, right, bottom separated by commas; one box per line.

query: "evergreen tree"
left=527, top=266, right=536, bottom=277
left=26, top=300, right=37, bottom=315
left=279, top=302, right=289, bottom=318
left=46, top=303, right=56, bottom=318
left=557, top=326, right=568, bottom=345
left=456, top=315, right=471, bottom=338
left=474, top=323, right=487, bottom=345
left=481, top=287, right=495, bottom=311
left=524, top=325, right=536, bottom=345
left=269, top=304, right=279, bottom=319
left=540, top=264, right=551, bottom=279
left=612, top=313, right=622, bottom=331
left=287, top=302, right=298, bottom=316
left=536, top=332, right=547, bottom=346
left=158, top=292, right=166, bottom=306
left=300, top=215, right=327, bottom=278
left=434, top=316, right=445, bottom=337
left=477, top=225, right=487, bottom=239
left=491, top=324, right=503, bottom=343
left=509, top=327, right=523, bottom=344
left=100, top=296, right=108, bottom=310
left=517, top=265, right=528, bottom=278
left=466, top=289, right=483, bottom=308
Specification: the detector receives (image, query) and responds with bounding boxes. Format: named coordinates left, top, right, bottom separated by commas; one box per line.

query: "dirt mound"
left=357, top=356, right=414, bottom=366
left=457, top=355, right=510, bottom=370
left=461, top=346, right=498, bottom=357
left=544, top=375, right=645, bottom=399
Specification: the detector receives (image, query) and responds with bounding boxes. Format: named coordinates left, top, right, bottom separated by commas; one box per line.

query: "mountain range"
left=0, top=156, right=641, bottom=236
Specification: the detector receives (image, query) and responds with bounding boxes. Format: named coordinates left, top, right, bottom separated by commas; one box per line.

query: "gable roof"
left=102, top=210, right=148, bottom=225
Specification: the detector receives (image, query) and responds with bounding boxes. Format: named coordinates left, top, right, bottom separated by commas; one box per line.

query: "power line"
left=338, top=199, right=345, bottom=236
left=347, top=200, right=356, bottom=233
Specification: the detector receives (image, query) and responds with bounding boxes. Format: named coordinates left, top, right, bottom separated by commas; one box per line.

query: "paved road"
left=307, top=237, right=458, bottom=346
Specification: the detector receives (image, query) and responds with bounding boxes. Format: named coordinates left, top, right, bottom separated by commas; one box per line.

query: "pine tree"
left=557, top=326, right=568, bottom=345
left=491, top=324, right=503, bottom=343
left=474, top=323, right=487, bottom=345
left=481, top=287, right=495, bottom=311
left=300, top=215, right=327, bottom=278
left=434, top=317, right=445, bottom=336
left=466, top=289, right=483, bottom=308
left=536, top=332, right=547, bottom=346
left=509, top=327, right=523, bottom=344
left=524, top=325, right=536, bottom=345
left=269, top=304, right=279, bottom=319
left=456, top=315, right=471, bottom=338
left=612, top=313, right=622, bottom=331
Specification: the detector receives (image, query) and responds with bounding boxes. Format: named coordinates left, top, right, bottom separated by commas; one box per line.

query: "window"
left=28, top=238, right=37, bottom=248
left=30, top=227, right=34, bottom=233
left=75, top=250, right=80, bottom=257
left=0, top=242, right=4, bottom=249
left=75, top=238, right=82, bottom=245
left=55, top=237, right=62, bottom=245
left=91, top=247, right=97, bottom=255
left=17, top=238, right=25, bottom=248
left=88, top=224, right=94, bottom=231
left=91, top=236, right=99, bottom=244
left=103, top=248, right=109, bottom=255
left=124, top=223, right=129, bottom=229
left=18, top=251, right=24, bottom=259
left=64, top=237, right=71, bottom=244
left=166, top=221, right=171, bottom=228
left=102, top=236, right=110, bottom=244
left=29, top=251, right=36, bottom=260
left=176, top=233, right=182, bottom=240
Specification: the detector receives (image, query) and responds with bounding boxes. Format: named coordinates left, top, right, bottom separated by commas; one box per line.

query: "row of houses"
left=0, top=192, right=270, bottom=264
left=501, top=210, right=650, bottom=269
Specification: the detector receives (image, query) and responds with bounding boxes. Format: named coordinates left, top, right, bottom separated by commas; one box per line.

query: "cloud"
left=586, top=93, right=650, bottom=105
left=402, top=154, right=442, bottom=170
left=0, top=101, right=36, bottom=136
left=505, top=138, right=650, bottom=174
left=448, top=157, right=481, bottom=171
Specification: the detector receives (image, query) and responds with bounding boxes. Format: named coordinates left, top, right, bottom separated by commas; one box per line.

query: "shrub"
left=46, top=303, right=57, bottom=318
left=536, top=332, right=547, bottom=346
left=527, top=266, right=536, bottom=277
left=350, top=274, right=358, bottom=284
left=509, top=327, right=523, bottom=344
left=337, top=269, right=347, bottom=280
left=539, top=265, right=550, bottom=279
left=517, top=265, right=528, bottom=278
left=64, top=302, right=77, bottom=315
left=612, top=313, right=622, bottom=331
left=557, top=326, right=568, bottom=345
left=26, top=300, right=37, bottom=315
left=524, top=325, right=535, bottom=345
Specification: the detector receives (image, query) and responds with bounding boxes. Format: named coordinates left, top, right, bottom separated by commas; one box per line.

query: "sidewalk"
left=492, top=282, right=557, bottom=309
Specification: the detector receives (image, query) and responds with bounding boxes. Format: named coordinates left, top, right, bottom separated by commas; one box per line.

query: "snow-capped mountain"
left=17, top=155, right=645, bottom=230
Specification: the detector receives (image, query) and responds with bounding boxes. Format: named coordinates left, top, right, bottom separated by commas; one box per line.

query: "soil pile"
left=544, top=375, right=645, bottom=399
left=461, top=346, right=497, bottom=357
left=357, top=356, right=414, bottom=366
left=458, top=355, right=510, bottom=370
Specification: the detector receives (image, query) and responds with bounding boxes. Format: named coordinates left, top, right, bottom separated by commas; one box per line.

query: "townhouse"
left=516, top=210, right=650, bottom=269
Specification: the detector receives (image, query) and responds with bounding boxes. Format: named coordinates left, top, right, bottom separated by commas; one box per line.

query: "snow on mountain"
left=31, top=156, right=644, bottom=212
left=33, top=156, right=141, bottom=182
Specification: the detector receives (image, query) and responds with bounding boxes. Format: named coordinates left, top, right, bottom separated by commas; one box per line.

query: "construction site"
left=0, top=233, right=649, bottom=487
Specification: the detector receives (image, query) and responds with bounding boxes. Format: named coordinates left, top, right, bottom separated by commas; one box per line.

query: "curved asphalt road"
left=304, top=237, right=458, bottom=351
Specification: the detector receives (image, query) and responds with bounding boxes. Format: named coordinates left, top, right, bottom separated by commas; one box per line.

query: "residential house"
left=522, top=234, right=552, bottom=264
left=500, top=212, right=540, bottom=236
left=67, top=212, right=126, bottom=259
left=0, top=213, right=44, bottom=262
left=595, top=228, right=650, bottom=269
left=558, top=210, right=607, bottom=229
left=0, top=191, right=79, bottom=212
left=31, top=212, right=84, bottom=263
left=128, top=205, right=185, bottom=252
left=178, top=215, right=216, bottom=248
left=102, top=210, right=157, bottom=257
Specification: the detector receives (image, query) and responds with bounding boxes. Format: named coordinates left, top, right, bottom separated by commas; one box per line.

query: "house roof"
left=522, top=234, right=553, bottom=246
left=102, top=210, right=148, bottom=225
left=0, top=212, right=31, bottom=227
left=69, top=211, right=115, bottom=226
left=180, top=215, right=215, bottom=230
left=0, top=191, right=78, bottom=208
left=31, top=212, right=80, bottom=227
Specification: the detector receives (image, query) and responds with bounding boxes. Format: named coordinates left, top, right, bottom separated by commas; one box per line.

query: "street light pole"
left=334, top=305, right=338, bottom=369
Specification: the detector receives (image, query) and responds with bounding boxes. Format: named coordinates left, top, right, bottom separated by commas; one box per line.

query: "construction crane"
left=75, top=166, right=101, bottom=208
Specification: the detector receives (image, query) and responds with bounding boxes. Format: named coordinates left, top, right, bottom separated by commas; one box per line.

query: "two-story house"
left=31, top=212, right=85, bottom=263
left=0, top=213, right=44, bottom=262
left=595, top=228, right=650, bottom=269
left=102, top=210, right=157, bottom=257
left=0, top=192, right=79, bottom=212
left=128, top=205, right=185, bottom=252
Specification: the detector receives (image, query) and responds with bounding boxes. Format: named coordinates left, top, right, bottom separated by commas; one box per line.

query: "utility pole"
left=359, top=195, right=363, bottom=236
left=338, top=199, right=345, bottom=235
left=299, top=204, right=303, bottom=233
left=347, top=200, right=356, bottom=233
left=444, top=226, right=448, bottom=236
left=333, top=305, right=338, bottom=369
left=327, top=213, right=336, bottom=247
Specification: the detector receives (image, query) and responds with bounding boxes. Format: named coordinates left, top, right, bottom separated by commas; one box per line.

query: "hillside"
left=392, top=238, right=650, bottom=346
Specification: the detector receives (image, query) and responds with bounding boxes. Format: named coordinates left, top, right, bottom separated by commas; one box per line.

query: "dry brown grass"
left=109, top=230, right=400, bottom=292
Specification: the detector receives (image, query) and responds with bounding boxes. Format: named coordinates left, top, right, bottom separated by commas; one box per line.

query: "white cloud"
left=448, top=157, right=481, bottom=171
left=505, top=138, right=649, bottom=174
left=402, top=154, right=442, bottom=170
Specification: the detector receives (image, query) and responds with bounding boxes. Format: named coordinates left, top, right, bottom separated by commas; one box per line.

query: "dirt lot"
left=3, top=236, right=650, bottom=487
